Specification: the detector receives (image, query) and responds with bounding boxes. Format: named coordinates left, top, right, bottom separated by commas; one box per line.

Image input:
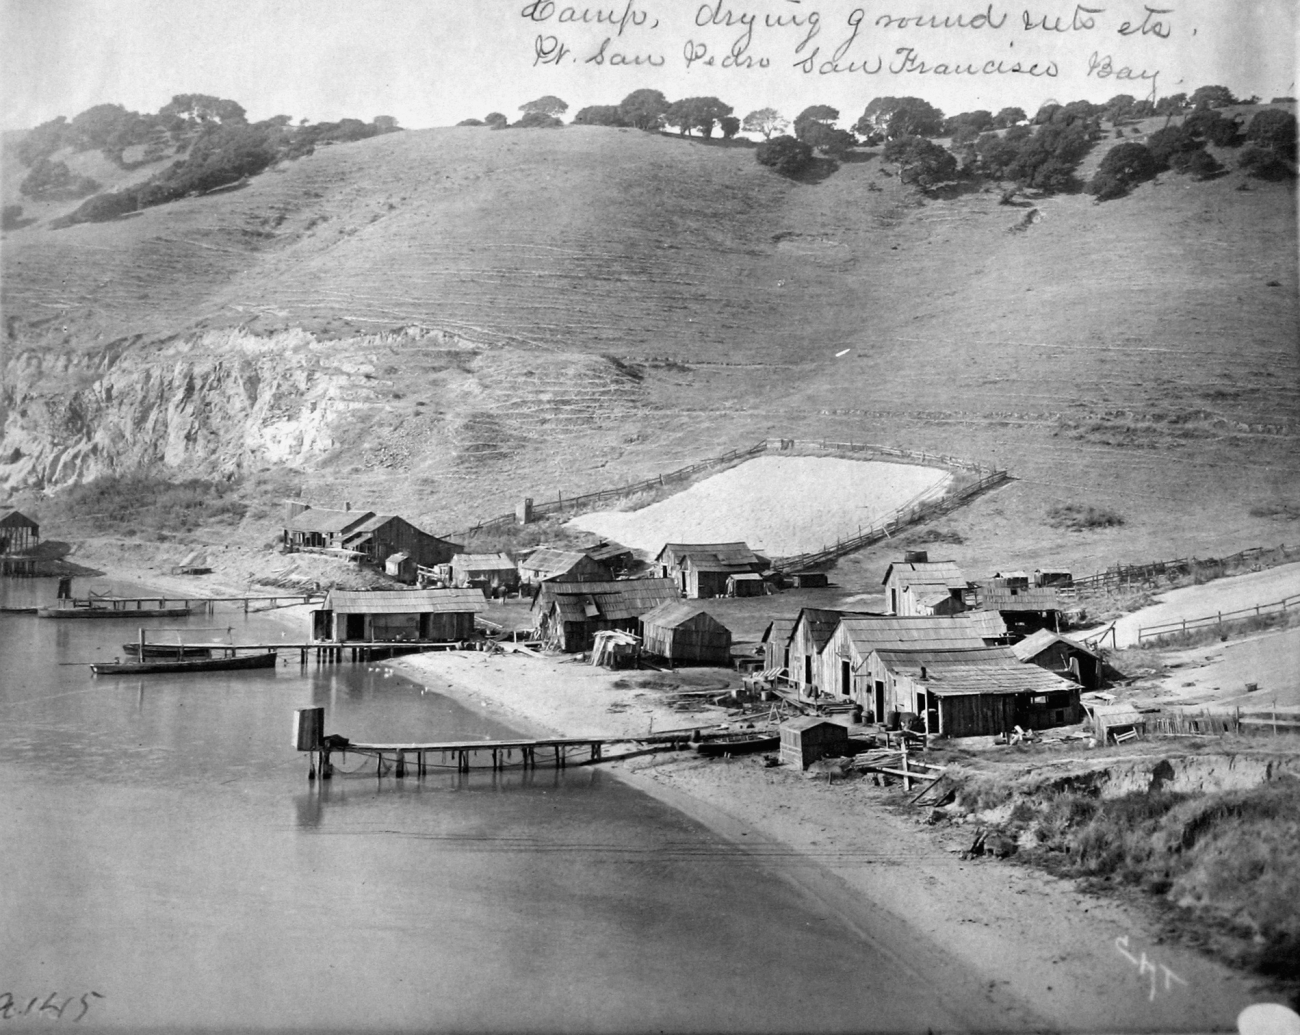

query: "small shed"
left=385, top=551, right=415, bottom=583
left=790, top=571, right=828, bottom=589
left=1010, top=629, right=1103, bottom=689
left=0, top=509, right=39, bottom=555
left=726, top=572, right=766, bottom=597
left=590, top=630, right=641, bottom=668
left=1086, top=701, right=1146, bottom=742
left=172, top=550, right=212, bottom=576
left=638, top=602, right=732, bottom=665
left=655, top=542, right=766, bottom=599
left=312, top=588, right=487, bottom=643
left=779, top=717, right=849, bottom=770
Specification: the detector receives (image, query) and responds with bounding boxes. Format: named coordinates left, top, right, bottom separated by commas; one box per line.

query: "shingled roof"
left=1009, top=629, right=1099, bottom=661
left=836, top=613, right=1007, bottom=653
left=881, top=559, right=968, bottom=589
left=977, top=584, right=1064, bottom=612
left=656, top=542, right=762, bottom=569
left=796, top=608, right=880, bottom=653
left=286, top=507, right=372, bottom=534
left=323, top=588, right=487, bottom=614
left=542, top=578, right=679, bottom=622
left=871, top=646, right=1079, bottom=696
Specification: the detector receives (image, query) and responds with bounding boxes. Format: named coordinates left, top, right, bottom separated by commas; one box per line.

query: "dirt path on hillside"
left=1095, top=563, right=1300, bottom=648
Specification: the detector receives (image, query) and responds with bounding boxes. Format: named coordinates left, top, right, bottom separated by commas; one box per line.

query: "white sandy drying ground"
left=568, top=456, right=951, bottom=557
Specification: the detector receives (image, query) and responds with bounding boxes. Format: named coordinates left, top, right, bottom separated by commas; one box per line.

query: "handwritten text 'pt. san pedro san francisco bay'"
left=521, top=1, right=1175, bottom=96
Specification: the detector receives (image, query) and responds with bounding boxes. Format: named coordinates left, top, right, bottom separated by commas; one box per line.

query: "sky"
left=1, top=0, right=1296, bottom=132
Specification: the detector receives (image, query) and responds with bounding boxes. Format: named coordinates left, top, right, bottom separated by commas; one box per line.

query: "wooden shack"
left=451, top=552, right=519, bottom=593
left=655, top=542, right=766, bottom=599
left=975, top=578, right=1066, bottom=637
left=533, top=578, right=679, bottom=653
left=761, top=618, right=796, bottom=672
left=1085, top=701, right=1146, bottom=742
left=779, top=718, right=849, bottom=770
left=788, top=608, right=879, bottom=693
left=385, top=551, right=416, bottom=583
left=867, top=646, right=1080, bottom=737
left=284, top=506, right=458, bottom=572
left=1010, top=629, right=1103, bottom=690
left=820, top=613, right=1008, bottom=717
left=638, top=602, right=732, bottom=665
left=518, top=548, right=608, bottom=586
left=0, top=509, right=39, bottom=555
left=726, top=572, right=766, bottom=597
left=881, top=554, right=972, bottom=616
left=312, top=588, right=486, bottom=643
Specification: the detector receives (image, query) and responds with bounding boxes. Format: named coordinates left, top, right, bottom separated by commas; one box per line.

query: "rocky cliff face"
left=0, top=328, right=388, bottom=490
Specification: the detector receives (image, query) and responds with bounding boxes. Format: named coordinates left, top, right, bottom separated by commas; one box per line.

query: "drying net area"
left=568, top=456, right=951, bottom=558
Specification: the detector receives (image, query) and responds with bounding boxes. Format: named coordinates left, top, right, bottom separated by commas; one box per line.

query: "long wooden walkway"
left=140, top=639, right=471, bottom=663
left=68, top=593, right=323, bottom=614
left=308, top=726, right=719, bottom=780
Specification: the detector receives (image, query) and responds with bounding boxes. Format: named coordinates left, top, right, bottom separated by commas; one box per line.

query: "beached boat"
left=38, top=605, right=192, bottom=619
left=90, top=651, right=278, bottom=675
left=0, top=606, right=38, bottom=614
left=122, top=643, right=214, bottom=659
left=694, top=732, right=780, bottom=757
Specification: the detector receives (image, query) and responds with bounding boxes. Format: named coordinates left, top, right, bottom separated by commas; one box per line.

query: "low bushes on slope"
left=953, top=769, right=1300, bottom=978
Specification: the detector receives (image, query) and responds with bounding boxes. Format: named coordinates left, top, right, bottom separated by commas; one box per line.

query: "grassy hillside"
left=2, top=120, right=1297, bottom=577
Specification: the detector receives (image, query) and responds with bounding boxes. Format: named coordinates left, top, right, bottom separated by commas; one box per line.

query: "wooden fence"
left=448, top=438, right=1001, bottom=543
left=770, top=469, right=1010, bottom=571
left=1136, top=591, right=1300, bottom=643
left=1148, top=708, right=1300, bottom=736
left=1073, top=543, right=1300, bottom=595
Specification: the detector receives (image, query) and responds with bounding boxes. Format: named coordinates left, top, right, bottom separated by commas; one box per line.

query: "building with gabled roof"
left=638, top=602, right=732, bottom=665
left=533, top=578, right=679, bottom=652
left=881, top=553, right=972, bottom=616
left=284, top=505, right=458, bottom=574
left=655, top=542, right=767, bottom=599
left=518, top=547, right=609, bottom=586
left=312, top=587, right=486, bottom=643
left=819, top=613, right=1009, bottom=718
left=867, top=646, right=1080, bottom=737
left=1010, top=629, right=1103, bottom=689
left=761, top=618, right=797, bottom=673
left=788, top=607, right=881, bottom=692
left=975, top=578, right=1067, bottom=636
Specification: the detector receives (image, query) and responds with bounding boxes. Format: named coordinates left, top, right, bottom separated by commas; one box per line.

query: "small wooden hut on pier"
left=0, top=510, right=39, bottom=555
left=638, top=602, right=732, bottom=665
left=312, top=588, right=486, bottom=643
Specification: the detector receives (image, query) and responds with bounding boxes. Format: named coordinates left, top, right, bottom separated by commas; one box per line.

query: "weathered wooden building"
left=518, top=548, right=609, bottom=586
left=819, top=613, right=1010, bottom=719
left=761, top=618, right=797, bottom=673
left=788, top=608, right=876, bottom=692
left=284, top=505, right=458, bottom=572
left=0, top=510, right=39, bottom=555
left=450, top=552, right=519, bottom=593
left=779, top=717, right=849, bottom=770
left=865, top=646, right=1080, bottom=737
left=881, top=553, right=973, bottom=616
left=638, top=602, right=733, bottom=665
left=533, top=578, right=679, bottom=653
left=1010, top=629, right=1103, bottom=690
left=312, top=588, right=487, bottom=643
left=726, top=572, right=766, bottom=597
left=655, top=542, right=766, bottom=599
left=975, top=577, right=1067, bottom=637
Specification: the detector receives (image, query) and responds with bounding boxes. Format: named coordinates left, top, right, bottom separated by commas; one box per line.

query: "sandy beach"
left=393, top=649, right=1281, bottom=1033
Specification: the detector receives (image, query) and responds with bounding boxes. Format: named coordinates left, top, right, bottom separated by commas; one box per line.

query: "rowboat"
left=0, top=606, right=38, bottom=614
left=90, top=651, right=278, bottom=675
left=694, top=732, right=780, bottom=757
left=38, top=606, right=192, bottom=619
left=122, top=643, right=214, bottom=659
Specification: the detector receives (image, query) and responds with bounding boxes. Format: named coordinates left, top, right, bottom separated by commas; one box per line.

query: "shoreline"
left=392, top=649, right=1280, bottom=1033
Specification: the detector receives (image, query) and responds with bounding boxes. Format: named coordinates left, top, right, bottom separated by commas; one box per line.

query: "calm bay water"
left=0, top=577, right=968, bottom=1033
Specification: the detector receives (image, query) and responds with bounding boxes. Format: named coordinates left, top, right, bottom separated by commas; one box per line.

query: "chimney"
left=920, top=665, right=928, bottom=680
left=344, top=501, right=351, bottom=512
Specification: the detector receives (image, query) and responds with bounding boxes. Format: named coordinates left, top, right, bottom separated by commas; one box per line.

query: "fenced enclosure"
left=1136, top=591, right=1300, bottom=644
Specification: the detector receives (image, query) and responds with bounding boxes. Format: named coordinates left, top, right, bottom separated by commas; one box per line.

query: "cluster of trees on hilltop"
left=460, top=91, right=752, bottom=138
left=18, top=95, right=402, bottom=226
left=1088, top=106, right=1297, bottom=200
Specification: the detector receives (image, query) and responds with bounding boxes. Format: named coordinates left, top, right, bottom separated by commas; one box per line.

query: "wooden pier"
left=324, top=737, right=617, bottom=780
left=65, top=592, right=323, bottom=614
left=145, top=639, right=476, bottom=663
